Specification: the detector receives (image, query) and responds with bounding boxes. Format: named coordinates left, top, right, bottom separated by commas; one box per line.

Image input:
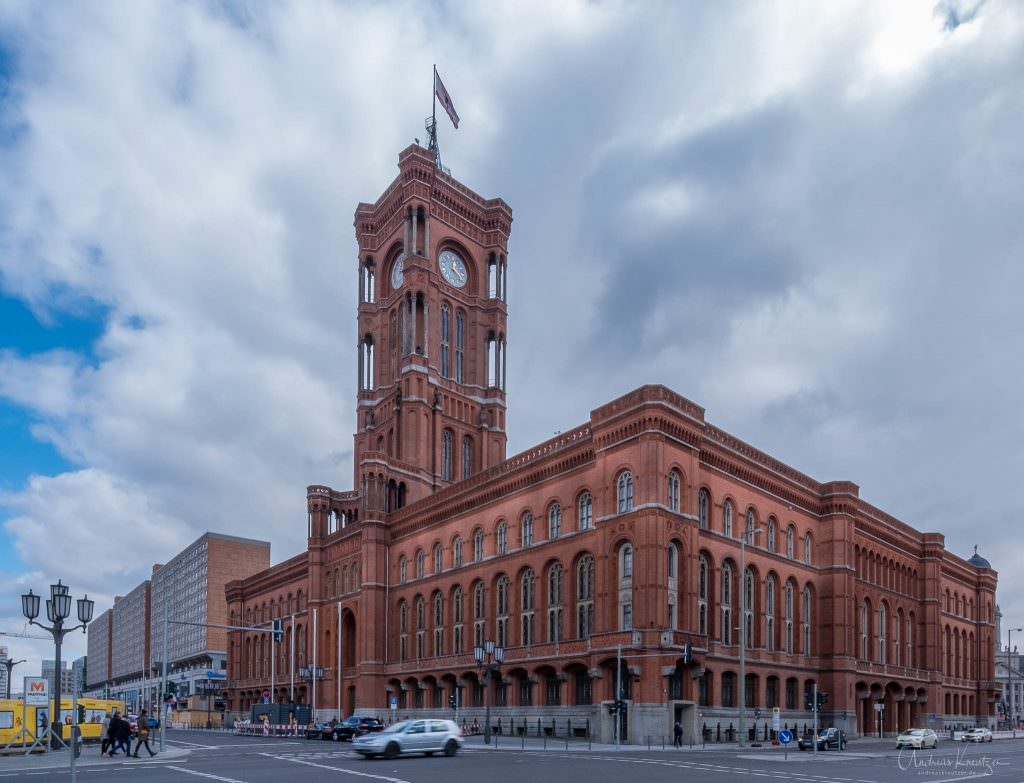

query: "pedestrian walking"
left=132, top=709, right=156, bottom=757
left=674, top=720, right=683, bottom=748
left=109, top=712, right=132, bottom=757
left=100, top=712, right=112, bottom=756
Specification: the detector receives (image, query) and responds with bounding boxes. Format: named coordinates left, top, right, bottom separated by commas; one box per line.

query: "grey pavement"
left=2, top=729, right=1023, bottom=782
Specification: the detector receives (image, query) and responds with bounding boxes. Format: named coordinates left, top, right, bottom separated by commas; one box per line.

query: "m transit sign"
left=24, top=677, right=48, bottom=706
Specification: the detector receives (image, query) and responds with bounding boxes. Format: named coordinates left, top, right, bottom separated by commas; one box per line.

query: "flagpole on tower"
left=427, top=64, right=443, bottom=172
left=428, top=65, right=458, bottom=175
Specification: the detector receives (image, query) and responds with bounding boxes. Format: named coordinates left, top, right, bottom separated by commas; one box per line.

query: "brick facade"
left=224, top=148, right=998, bottom=741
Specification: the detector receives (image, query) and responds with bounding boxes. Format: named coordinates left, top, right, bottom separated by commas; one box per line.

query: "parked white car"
left=896, top=728, right=939, bottom=749
left=961, top=728, right=993, bottom=743
left=353, top=719, right=464, bottom=759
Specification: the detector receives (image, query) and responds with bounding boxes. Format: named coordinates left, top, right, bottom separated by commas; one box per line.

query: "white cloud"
left=0, top=0, right=1023, bottom=682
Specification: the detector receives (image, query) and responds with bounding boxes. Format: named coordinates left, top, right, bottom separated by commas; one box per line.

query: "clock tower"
left=353, top=145, right=512, bottom=512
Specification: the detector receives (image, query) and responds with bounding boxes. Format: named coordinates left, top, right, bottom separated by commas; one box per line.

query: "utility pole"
left=615, top=644, right=622, bottom=749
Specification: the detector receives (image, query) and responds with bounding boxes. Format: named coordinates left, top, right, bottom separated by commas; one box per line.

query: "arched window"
left=399, top=600, right=408, bottom=661
left=743, top=567, right=755, bottom=649
left=399, top=555, right=408, bottom=584
left=745, top=508, right=756, bottom=544
left=721, top=562, right=733, bottom=645
left=521, top=569, right=535, bottom=645
left=521, top=512, right=534, bottom=547
left=455, top=310, right=465, bottom=383
left=668, top=470, right=681, bottom=512
left=894, top=609, right=903, bottom=667
left=617, top=471, right=634, bottom=513
left=433, top=592, right=444, bottom=655
left=473, top=528, right=484, bottom=562
left=548, top=502, right=561, bottom=539
left=415, top=596, right=425, bottom=659
left=765, top=576, right=776, bottom=652
left=496, top=576, right=510, bottom=649
left=496, top=520, right=508, bottom=555
left=723, top=501, right=733, bottom=538
left=453, top=536, right=463, bottom=568
left=668, top=543, right=679, bottom=630
left=860, top=599, right=869, bottom=660
left=784, top=581, right=795, bottom=654
left=441, top=429, right=454, bottom=481
left=578, top=492, right=593, bottom=530
left=440, top=303, right=451, bottom=378
left=803, top=585, right=812, bottom=655
left=473, top=581, right=486, bottom=649
left=698, top=488, right=710, bottom=529
left=433, top=544, right=443, bottom=574
left=461, top=435, right=473, bottom=479
left=453, top=586, right=464, bottom=654
left=878, top=603, right=887, bottom=664
left=804, top=533, right=812, bottom=564
left=786, top=525, right=795, bottom=559
left=767, top=516, right=777, bottom=553
left=619, top=544, right=634, bottom=630
left=577, top=555, right=595, bottom=639
left=907, top=613, right=914, bottom=667
left=547, top=562, right=564, bottom=642
left=415, top=549, right=425, bottom=579
left=698, top=555, right=709, bottom=636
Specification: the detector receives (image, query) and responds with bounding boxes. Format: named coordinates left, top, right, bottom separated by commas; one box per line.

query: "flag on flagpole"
left=434, top=69, right=460, bottom=129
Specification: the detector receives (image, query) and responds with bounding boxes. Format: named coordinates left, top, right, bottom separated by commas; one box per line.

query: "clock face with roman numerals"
left=438, top=250, right=467, bottom=288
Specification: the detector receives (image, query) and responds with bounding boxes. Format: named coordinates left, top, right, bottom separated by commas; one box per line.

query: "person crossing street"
left=132, top=709, right=156, bottom=757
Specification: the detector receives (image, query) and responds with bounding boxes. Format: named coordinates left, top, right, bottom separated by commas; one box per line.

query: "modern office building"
left=224, top=146, right=1000, bottom=741
left=0, top=646, right=9, bottom=698
left=41, top=659, right=75, bottom=697
left=86, top=532, right=270, bottom=714
left=71, top=656, right=87, bottom=697
left=85, top=609, right=112, bottom=693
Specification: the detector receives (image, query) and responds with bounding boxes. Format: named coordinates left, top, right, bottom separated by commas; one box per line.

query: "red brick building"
left=224, top=146, right=998, bottom=741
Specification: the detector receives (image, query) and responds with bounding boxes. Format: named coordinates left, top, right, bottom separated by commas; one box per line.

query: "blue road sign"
left=778, top=729, right=794, bottom=744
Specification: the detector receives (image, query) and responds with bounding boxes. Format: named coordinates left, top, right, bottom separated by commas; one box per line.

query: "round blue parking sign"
left=778, top=729, right=794, bottom=744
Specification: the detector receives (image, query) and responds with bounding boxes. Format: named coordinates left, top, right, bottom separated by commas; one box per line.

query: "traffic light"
left=449, top=695, right=456, bottom=708
left=817, top=692, right=829, bottom=709
left=681, top=644, right=693, bottom=664
left=272, top=618, right=284, bottom=643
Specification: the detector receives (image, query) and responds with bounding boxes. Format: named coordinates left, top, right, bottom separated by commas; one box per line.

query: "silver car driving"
left=352, top=719, right=464, bottom=759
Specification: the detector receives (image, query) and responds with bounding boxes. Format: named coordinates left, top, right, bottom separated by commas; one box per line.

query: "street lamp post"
left=20, top=581, right=94, bottom=749
left=2, top=657, right=27, bottom=700
left=473, top=639, right=504, bottom=745
left=738, top=527, right=762, bottom=749
left=1008, top=628, right=1022, bottom=730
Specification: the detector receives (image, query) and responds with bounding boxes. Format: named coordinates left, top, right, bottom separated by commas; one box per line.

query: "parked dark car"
left=325, top=716, right=384, bottom=742
left=305, top=720, right=339, bottom=740
left=798, top=727, right=846, bottom=751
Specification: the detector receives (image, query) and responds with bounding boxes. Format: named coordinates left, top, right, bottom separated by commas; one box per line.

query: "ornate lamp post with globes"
left=3, top=657, right=27, bottom=700
left=21, top=580, right=94, bottom=749
left=473, top=639, right=504, bottom=745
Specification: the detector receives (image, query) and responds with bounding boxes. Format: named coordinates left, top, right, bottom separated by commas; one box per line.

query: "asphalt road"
left=3, top=729, right=1024, bottom=783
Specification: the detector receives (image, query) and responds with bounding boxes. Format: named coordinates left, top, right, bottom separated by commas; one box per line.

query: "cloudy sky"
left=1, top=0, right=1022, bottom=678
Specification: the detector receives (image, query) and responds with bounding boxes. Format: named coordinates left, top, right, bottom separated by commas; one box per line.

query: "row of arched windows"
left=697, top=489, right=813, bottom=563
left=396, top=554, right=598, bottom=660
left=696, top=552, right=815, bottom=655
left=858, top=598, right=917, bottom=668
left=324, top=562, right=362, bottom=597
left=440, top=429, right=474, bottom=482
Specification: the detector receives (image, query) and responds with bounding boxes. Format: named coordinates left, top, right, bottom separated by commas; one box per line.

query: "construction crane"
left=0, top=629, right=51, bottom=641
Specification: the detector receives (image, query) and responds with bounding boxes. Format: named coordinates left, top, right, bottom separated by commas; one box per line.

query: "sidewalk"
left=0, top=745, right=190, bottom=773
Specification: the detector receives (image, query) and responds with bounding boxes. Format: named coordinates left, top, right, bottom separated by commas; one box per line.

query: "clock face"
left=390, top=253, right=405, bottom=289
left=438, top=249, right=468, bottom=288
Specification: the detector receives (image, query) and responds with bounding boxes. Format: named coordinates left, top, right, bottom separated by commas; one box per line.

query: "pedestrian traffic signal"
left=272, top=618, right=284, bottom=643
left=449, top=695, right=456, bottom=708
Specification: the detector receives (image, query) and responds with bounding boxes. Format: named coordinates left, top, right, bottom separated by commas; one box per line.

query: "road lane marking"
left=166, top=766, right=250, bottom=782
left=262, top=753, right=414, bottom=783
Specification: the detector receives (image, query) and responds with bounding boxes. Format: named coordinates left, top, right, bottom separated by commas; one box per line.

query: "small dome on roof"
left=968, top=545, right=991, bottom=569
